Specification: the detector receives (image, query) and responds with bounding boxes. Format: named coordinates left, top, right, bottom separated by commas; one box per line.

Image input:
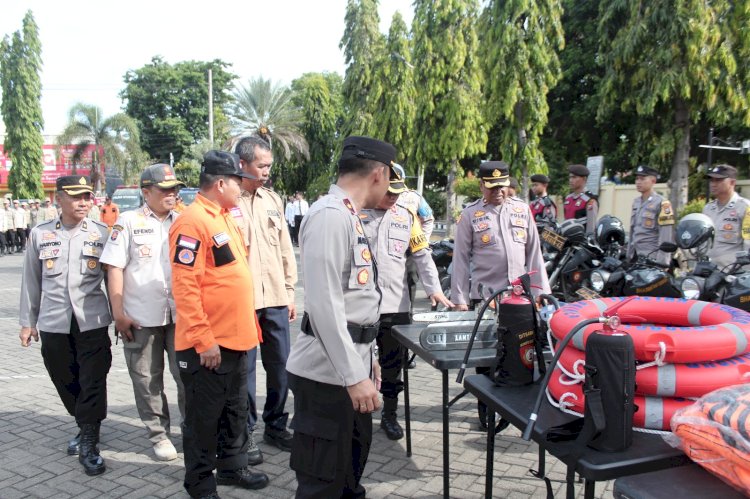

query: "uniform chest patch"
left=87, top=259, right=98, bottom=269
left=361, top=248, right=371, bottom=262
left=212, top=232, right=230, bottom=246
left=139, top=245, right=152, bottom=257
left=357, top=268, right=369, bottom=284
left=88, top=232, right=101, bottom=241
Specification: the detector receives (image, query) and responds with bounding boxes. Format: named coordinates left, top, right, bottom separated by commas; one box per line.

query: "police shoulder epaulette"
left=584, top=191, right=598, bottom=201
left=89, top=219, right=109, bottom=229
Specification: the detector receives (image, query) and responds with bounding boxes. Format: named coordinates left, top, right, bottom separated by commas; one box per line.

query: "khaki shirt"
left=627, top=193, right=675, bottom=265
left=286, top=184, right=379, bottom=387
left=703, top=193, right=750, bottom=269
left=0, top=208, right=6, bottom=232
left=13, top=208, right=25, bottom=229
left=99, top=205, right=178, bottom=327
left=360, top=203, right=440, bottom=315
left=451, top=197, right=551, bottom=305
left=236, top=187, right=296, bottom=309
left=3, top=207, right=13, bottom=229
left=20, top=218, right=111, bottom=333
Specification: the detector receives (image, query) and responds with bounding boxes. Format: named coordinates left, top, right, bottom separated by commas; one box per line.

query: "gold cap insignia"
left=492, top=169, right=501, bottom=178
left=79, top=177, right=87, bottom=185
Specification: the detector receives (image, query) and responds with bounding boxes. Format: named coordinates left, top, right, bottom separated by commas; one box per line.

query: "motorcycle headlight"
left=591, top=270, right=608, bottom=292
left=681, top=277, right=702, bottom=300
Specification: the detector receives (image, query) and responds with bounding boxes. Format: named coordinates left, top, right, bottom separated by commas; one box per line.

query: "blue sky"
left=1, top=0, right=412, bottom=135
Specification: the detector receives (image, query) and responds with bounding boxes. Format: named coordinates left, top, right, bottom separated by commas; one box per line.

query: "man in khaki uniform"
left=100, top=163, right=186, bottom=462
left=234, top=136, right=297, bottom=464
left=703, top=164, right=750, bottom=268
left=360, top=173, right=452, bottom=440
left=627, top=165, right=675, bottom=265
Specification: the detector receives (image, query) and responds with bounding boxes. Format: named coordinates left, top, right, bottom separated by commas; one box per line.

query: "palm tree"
left=56, top=103, right=142, bottom=190
left=227, top=77, right=309, bottom=161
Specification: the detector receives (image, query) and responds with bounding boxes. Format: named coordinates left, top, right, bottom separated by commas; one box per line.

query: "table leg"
left=566, top=465, right=575, bottom=499
left=538, top=445, right=546, bottom=477
left=404, top=348, right=412, bottom=457
left=485, top=405, right=495, bottom=499
left=442, top=370, right=450, bottom=499
left=584, top=479, right=595, bottom=499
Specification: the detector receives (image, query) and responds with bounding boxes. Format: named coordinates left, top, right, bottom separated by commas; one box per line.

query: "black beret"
left=340, top=136, right=398, bottom=178
left=634, top=165, right=659, bottom=179
left=568, top=164, right=590, bottom=177
left=530, top=174, right=550, bottom=184
left=705, top=164, right=737, bottom=180
left=478, top=161, right=510, bottom=188
left=56, top=175, right=93, bottom=195
left=201, top=150, right=255, bottom=179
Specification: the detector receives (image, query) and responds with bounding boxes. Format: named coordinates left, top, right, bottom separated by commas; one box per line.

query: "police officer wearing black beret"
left=287, top=136, right=396, bottom=498
left=564, top=164, right=598, bottom=233
left=530, top=174, right=557, bottom=226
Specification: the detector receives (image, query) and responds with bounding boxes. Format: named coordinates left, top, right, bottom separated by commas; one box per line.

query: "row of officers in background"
left=0, top=198, right=57, bottom=254
left=17, top=132, right=749, bottom=499
left=529, top=162, right=750, bottom=269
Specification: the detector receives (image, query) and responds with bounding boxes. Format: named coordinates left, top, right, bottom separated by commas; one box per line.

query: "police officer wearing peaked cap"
left=627, top=165, right=675, bottom=265
left=19, top=175, right=112, bottom=476
left=702, top=164, right=750, bottom=268
left=286, top=135, right=396, bottom=498
left=451, top=161, right=551, bottom=426
left=564, top=164, right=598, bottom=233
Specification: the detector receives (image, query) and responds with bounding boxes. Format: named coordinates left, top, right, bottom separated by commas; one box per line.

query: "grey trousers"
left=123, top=324, right=186, bottom=443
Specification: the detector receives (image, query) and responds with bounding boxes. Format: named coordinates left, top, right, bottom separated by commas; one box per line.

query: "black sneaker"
left=196, top=492, right=221, bottom=499
left=247, top=429, right=263, bottom=465
left=216, top=467, right=269, bottom=490
left=263, top=427, right=293, bottom=452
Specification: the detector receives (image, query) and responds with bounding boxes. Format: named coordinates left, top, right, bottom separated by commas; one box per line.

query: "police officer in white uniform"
left=703, top=164, right=750, bottom=268
left=451, top=161, right=551, bottom=427
left=286, top=136, right=396, bottom=498
left=359, top=172, right=453, bottom=440
left=19, top=175, right=112, bottom=476
left=627, top=165, right=675, bottom=265
left=99, top=163, right=186, bottom=462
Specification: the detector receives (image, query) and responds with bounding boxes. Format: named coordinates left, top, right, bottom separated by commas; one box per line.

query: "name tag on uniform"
left=230, top=207, right=243, bottom=220
left=212, top=232, right=230, bottom=246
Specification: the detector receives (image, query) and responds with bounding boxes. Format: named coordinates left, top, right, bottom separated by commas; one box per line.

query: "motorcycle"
left=430, top=238, right=454, bottom=291
left=591, top=242, right=682, bottom=298
left=674, top=213, right=750, bottom=311
left=541, top=218, right=606, bottom=303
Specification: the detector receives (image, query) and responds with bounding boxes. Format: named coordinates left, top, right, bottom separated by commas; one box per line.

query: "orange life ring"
left=547, top=367, right=693, bottom=430
left=550, top=297, right=750, bottom=363
left=557, top=346, right=750, bottom=398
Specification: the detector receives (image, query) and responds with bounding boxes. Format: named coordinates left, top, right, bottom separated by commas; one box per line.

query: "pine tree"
left=0, top=11, right=44, bottom=200
left=598, top=0, right=750, bottom=212
left=340, top=0, right=385, bottom=137
left=412, top=0, right=487, bottom=235
left=371, top=12, right=417, bottom=177
left=480, top=0, right=564, bottom=199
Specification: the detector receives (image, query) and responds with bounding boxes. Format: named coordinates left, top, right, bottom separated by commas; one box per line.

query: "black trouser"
left=40, top=319, right=112, bottom=425
left=0, top=231, right=6, bottom=253
left=247, top=306, right=291, bottom=432
left=288, top=223, right=297, bottom=245
left=376, top=313, right=411, bottom=402
left=289, top=373, right=372, bottom=499
left=15, top=227, right=26, bottom=250
left=293, top=215, right=303, bottom=244
left=178, top=347, right=249, bottom=498
left=4, top=230, right=13, bottom=252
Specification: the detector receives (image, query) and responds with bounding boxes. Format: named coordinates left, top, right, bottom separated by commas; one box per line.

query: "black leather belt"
left=301, top=312, right=380, bottom=344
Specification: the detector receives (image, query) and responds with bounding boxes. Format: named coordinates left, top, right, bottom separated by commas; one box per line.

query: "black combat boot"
left=380, top=397, right=404, bottom=440
left=67, top=431, right=81, bottom=456
left=79, top=423, right=106, bottom=476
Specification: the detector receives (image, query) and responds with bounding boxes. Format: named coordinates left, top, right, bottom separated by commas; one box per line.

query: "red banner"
left=0, top=144, right=104, bottom=184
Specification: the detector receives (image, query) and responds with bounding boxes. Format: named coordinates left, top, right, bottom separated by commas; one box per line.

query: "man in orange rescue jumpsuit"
left=170, top=150, right=269, bottom=498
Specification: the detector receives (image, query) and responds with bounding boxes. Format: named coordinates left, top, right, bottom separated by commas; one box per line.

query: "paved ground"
left=0, top=249, right=615, bottom=498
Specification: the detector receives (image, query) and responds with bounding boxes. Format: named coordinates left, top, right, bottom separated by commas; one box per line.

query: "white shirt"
left=285, top=201, right=296, bottom=227
left=99, top=205, right=178, bottom=327
left=295, top=199, right=309, bottom=217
